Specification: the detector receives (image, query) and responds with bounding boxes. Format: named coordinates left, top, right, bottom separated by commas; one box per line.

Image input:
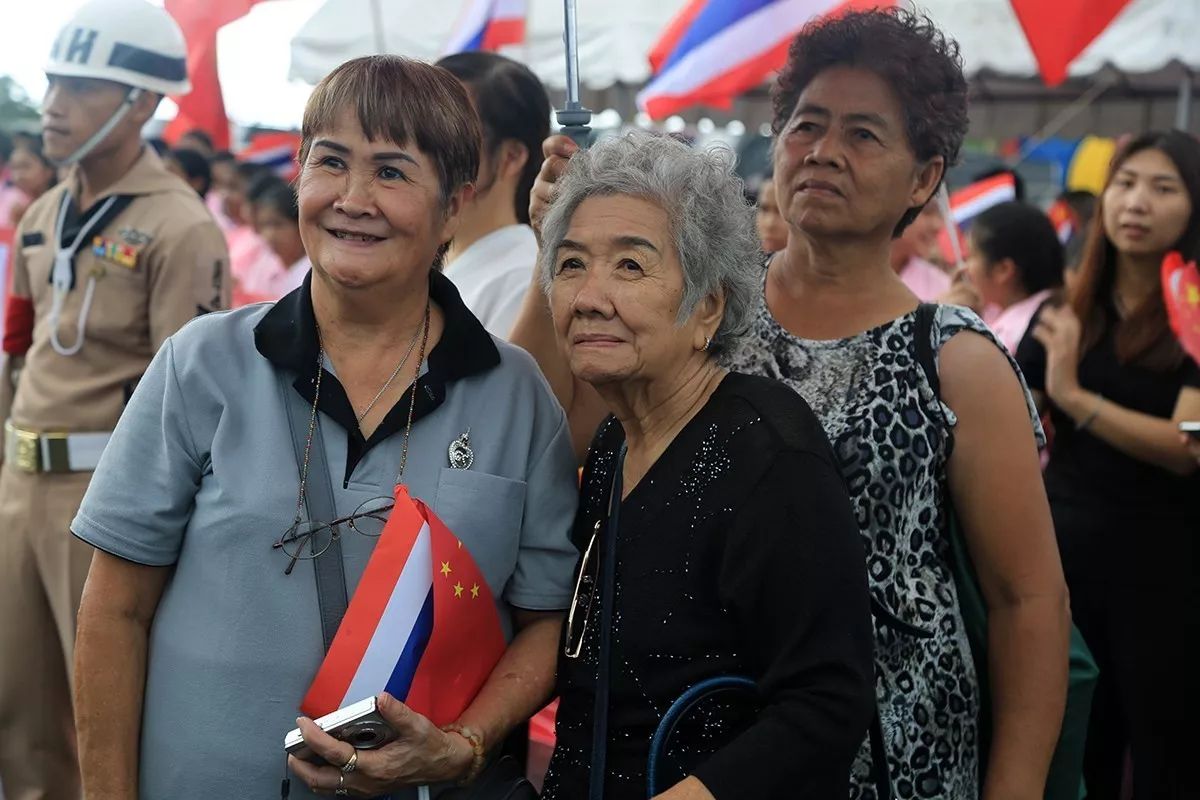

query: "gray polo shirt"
left=72, top=273, right=579, bottom=800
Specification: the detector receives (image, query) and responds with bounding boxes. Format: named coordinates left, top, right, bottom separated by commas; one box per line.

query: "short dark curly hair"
left=771, top=8, right=969, bottom=233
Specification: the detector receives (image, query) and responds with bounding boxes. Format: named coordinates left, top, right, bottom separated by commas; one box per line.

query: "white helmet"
left=45, top=0, right=190, bottom=96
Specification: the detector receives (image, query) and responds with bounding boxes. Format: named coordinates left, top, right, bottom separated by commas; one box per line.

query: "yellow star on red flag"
left=440, top=561, right=452, bottom=578
left=470, top=583, right=480, bottom=599
left=453, top=581, right=465, bottom=598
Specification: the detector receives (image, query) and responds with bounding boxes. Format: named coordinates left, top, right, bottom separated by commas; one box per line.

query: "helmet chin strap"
left=56, top=86, right=143, bottom=167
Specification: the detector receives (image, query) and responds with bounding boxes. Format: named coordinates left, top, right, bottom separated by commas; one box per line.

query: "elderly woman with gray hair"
left=512, top=131, right=875, bottom=800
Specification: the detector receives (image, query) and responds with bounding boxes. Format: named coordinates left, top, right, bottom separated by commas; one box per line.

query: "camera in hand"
left=283, top=696, right=398, bottom=763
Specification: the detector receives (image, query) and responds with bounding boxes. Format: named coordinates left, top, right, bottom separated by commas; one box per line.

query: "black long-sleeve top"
left=541, top=372, right=876, bottom=800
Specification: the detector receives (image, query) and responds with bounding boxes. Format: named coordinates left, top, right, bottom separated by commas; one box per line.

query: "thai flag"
left=442, top=0, right=527, bottom=56
left=637, top=0, right=892, bottom=120
left=948, top=173, right=1018, bottom=227
left=301, top=486, right=507, bottom=724
left=239, top=132, right=302, bottom=182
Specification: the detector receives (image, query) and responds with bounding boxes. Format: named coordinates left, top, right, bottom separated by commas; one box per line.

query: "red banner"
left=164, top=0, right=269, bottom=150
left=0, top=227, right=12, bottom=345
left=1009, top=0, right=1133, bottom=87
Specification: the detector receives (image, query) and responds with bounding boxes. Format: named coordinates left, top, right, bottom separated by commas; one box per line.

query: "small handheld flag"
left=301, top=486, right=507, bottom=725
left=948, top=173, right=1017, bottom=227
left=1162, top=251, right=1200, bottom=364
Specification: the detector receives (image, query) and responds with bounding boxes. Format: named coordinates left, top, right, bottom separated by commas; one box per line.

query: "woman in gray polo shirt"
left=71, top=56, right=578, bottom=800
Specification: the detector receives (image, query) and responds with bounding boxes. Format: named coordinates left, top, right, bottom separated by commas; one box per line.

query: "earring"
left=702, top=335, right=712, bottom=352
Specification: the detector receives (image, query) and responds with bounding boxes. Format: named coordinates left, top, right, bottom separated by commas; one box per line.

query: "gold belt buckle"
left=7, top=424, right=42, bottom=473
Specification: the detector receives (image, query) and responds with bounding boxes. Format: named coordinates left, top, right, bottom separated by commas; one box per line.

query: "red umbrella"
left=1009, top=0, right=1134, bottom=86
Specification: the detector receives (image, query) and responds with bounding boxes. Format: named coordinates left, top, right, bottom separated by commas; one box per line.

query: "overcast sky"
left=1, top=0, right=324, bottom=129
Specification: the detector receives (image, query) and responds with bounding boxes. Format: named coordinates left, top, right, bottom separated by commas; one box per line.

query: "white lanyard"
left=48, top=191, right=119, bottom=357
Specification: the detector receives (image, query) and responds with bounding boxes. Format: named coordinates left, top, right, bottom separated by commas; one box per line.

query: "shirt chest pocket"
left=76, top=250, right=150, bottom=343
left=433, top=468, right=526, bottom=599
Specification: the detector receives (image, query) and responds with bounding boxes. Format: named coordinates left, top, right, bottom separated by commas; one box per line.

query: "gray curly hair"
left=538, top=131, right=761, bottom=357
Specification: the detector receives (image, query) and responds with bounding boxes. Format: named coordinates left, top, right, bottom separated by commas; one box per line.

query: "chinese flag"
left=300, top=486, right=506, bottom=724
left=1163, top=251, right=1200, bottom=365
left=404, top=492, right=507, bottom=726
left=164, top=0, right=269, bottom=150
left=1009, top=0, right=1134, bottom=86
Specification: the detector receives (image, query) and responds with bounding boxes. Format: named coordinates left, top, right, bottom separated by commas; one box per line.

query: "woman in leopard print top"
left=721, top=9, right=1070, bottom=799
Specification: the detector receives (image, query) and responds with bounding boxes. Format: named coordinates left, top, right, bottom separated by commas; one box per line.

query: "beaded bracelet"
left=442, top=722, right=486, bottom=784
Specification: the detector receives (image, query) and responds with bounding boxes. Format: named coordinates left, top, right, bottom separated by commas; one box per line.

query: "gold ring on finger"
left=341, top=748, right=358, bottom=774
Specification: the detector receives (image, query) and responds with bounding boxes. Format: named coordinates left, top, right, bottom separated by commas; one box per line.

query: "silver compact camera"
left=284, top=696, right=398, bottom=763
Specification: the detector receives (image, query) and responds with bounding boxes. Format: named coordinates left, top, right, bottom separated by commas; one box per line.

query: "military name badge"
left=92, top=235, right=139, bottom=270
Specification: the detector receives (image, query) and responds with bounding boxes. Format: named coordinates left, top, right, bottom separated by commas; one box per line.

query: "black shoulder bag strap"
left=914, top=303, right=941, bottom=397
left=276, top=369, right=348, bottom=652
left=588, top=442, right=627, bottom=800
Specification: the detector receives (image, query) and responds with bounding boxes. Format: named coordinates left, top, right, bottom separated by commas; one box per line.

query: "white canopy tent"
left=289, top=0, right=689, bottom=91
left=286, top=0, right=1198, bottom=137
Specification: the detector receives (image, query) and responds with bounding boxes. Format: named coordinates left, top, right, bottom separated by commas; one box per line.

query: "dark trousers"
left=1051, top=500, right=1199, bottom=800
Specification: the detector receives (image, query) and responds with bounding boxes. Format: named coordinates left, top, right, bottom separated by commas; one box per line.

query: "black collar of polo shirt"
left=254, top=269, right=501, bottom=483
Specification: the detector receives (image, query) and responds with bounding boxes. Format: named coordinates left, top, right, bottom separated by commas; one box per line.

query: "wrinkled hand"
left=288, top=693, right=472, bottom=796
left=529, top=135, right=579, bottom=239
left=1031, top=305, right=1084, bottom=408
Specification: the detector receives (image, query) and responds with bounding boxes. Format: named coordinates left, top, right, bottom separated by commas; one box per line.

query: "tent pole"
left=1177, top=73, right=1193, bottom=131
left=370, top=0, right=386, bottom=54
left=1014, top=77, right=1112, bottom=165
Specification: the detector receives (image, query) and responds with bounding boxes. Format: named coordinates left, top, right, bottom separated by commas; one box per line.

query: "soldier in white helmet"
left=0, top=1, right=229, bottom=797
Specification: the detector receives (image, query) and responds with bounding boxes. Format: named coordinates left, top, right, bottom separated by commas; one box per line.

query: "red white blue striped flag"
left=638, top=0, right=892, bottom=120
left=442, top=0, right=527, bottom=56
left=948, top=173, right=1018, bottom=227
left=301, top=486, right=507, bottom=724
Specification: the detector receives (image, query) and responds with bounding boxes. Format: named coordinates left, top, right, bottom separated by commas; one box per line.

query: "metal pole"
left=370, top=0, right=387, bottom=53
left=1177, top=72, right=1193, bottom=131
left=555, top=0, right=592, bottom=147
left=1014, top=76, right=1113, bottom=165
left=564, top=0, right=581, bottom=106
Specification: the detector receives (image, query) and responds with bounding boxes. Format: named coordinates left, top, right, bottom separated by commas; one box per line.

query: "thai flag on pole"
left=442, top=0, right=527, bottom=56
left=301, top=486, right=507, bottom=724
left=948, top=173, right=1018, bottom=227
left=637, top=0, right=893, bottom=120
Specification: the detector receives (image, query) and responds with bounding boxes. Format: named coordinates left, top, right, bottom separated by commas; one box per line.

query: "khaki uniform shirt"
left=5, top=148, right=229, bottom=434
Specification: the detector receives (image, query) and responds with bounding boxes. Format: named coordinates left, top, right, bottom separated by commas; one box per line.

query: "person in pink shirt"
left=220, top=161, right=285, bottom=306
left=963, top=201, right=1064, bottom=355
left=246, top=176, right=308, bottom=302
left=891, top=200, right=951, bottom=300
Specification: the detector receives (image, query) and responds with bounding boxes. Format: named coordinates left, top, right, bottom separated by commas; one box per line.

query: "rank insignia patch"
left=118, top=227, right=153, bottom=247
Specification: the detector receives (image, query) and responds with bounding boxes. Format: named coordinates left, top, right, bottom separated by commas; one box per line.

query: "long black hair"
left=436, top=51, right=550, bottom=225
left=1072, top=129, right=1200, bottom=367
